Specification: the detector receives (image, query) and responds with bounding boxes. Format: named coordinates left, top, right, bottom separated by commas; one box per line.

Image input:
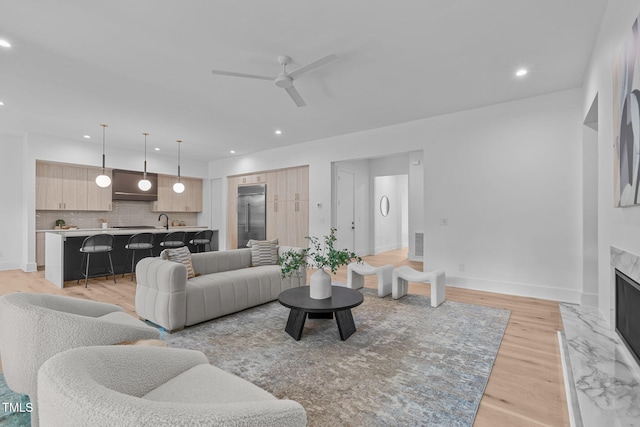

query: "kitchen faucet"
left=158, top=213, right=169, bottom=230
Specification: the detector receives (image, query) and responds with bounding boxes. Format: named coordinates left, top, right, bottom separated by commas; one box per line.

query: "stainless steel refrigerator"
left=237, top=184, right=266, bottom=248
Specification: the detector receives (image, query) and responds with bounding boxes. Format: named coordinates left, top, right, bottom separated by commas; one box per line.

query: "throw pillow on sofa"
left=246, top=238, right=279, bottom=266
left=162, top=246, right=196, bottom=278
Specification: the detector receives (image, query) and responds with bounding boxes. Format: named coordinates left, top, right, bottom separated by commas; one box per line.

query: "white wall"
left=209, top=88, right=584, bottom=302
left=0, top=134, right=25, bottom=270
left=0, top=131, right=210, bottom=272
left=582, top=0, right=640, bottom=326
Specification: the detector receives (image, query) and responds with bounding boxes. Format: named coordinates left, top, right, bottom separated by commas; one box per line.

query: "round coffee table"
left=278, top=286, right=364, bottom=341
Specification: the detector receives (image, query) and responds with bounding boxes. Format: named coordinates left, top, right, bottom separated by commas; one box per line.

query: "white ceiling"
left=0, top=0, right=607, bottom=161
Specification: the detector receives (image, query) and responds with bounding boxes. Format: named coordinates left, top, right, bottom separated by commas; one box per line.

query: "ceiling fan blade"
left=288, top=53, right=338, bottom=80
left=285, top=86, right=306, bottom=107
left=211, top=69, right=273, bottom=81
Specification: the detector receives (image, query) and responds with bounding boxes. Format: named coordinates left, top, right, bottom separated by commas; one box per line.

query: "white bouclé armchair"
left=37, top=346, right=308, bottom=427
left=0, top=292, right=160, bottom=426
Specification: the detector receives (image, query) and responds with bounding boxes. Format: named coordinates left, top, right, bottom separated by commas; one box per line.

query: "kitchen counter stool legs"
left=77, top=234, right=116, bottom=288
left=123, top=233, right=155, bottom=280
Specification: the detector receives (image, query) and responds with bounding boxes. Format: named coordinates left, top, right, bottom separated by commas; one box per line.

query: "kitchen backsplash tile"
left=36, top=201, right=197, bottom=230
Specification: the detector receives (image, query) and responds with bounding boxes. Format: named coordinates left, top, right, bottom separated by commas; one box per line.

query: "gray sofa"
left=135, top=247, right=306, bottom=331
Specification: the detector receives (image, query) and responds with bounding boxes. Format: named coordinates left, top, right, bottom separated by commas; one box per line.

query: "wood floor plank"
left=0, top=248, right=569, bottom=426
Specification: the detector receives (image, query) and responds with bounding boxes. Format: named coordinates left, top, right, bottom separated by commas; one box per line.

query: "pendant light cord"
left=143, top=132, right=149, bottom=178
left=177, top=139, right=182, bottom=182
left=101, top=124, right=107, bottom=172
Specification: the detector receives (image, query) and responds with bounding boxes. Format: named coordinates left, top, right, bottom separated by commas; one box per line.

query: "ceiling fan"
left=211, top=53, right=338, bottom=107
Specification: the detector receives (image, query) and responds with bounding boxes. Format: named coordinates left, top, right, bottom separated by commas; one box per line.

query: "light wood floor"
left=0, top=249, right=568, bottom=427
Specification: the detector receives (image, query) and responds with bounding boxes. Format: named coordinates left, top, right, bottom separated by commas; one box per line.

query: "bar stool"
left=78, top=234, right=116, bottom=288
left=160, top=231, right=186, bottom=249
left=122, top=232, right=155, bottom=280
left=188, top=230, right=215, bottom=252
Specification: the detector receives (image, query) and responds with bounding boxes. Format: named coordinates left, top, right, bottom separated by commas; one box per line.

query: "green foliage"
left=280, top=227, right=362, bottom=277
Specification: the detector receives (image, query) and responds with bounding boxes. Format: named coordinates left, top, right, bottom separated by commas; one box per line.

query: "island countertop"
left=44, top=226, right=208, bottom=238
left=44, top=227, right=217, bottom=287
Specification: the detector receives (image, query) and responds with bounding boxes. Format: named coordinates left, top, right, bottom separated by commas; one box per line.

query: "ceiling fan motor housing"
left=275, top=74, right=293, bottom=88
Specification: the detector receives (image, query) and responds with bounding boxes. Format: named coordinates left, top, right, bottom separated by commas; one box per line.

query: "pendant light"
left=173, top=139, right=185, bottom=193
left=95, top=124, right=111, bottom=188
left=138, top=132, right=152, bottom=191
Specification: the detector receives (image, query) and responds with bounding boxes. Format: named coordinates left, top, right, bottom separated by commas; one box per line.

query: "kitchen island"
left=44, top=227, right=217, bottom=288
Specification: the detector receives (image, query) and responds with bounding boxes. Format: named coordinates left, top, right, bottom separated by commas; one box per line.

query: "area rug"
left=0, top=374, right=31, bottom=426
left=165, top=289, right=510, bottom=426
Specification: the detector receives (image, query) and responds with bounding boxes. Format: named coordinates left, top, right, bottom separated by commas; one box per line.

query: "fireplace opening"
left=616, top=269, right=640, bottom=367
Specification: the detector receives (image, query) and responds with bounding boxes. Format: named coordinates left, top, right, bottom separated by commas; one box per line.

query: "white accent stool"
left=347, top=262, right=394, bottom=297
left=392, top=266, right=446, bottom=307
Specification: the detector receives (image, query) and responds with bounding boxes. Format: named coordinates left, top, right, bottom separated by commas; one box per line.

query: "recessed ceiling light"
left=0, top=40, right=11, bottom=48
left=515, top=69, right=528, bottom=77
left=154, top=147, right=160, bottom=151
left=230, top=150, right=236, bottom=154
left=83, top=135, right=91, bottom=139
left=0, top=101, right=4, bottom=106
left=275, top=129, right=282, bottom=135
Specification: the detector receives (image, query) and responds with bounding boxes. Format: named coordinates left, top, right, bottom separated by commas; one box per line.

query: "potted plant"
left=280, top=227, right=362, bottom=299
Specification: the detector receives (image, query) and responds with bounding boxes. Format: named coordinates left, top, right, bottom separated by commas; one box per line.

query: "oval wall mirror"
left=380, top=195, right=390, bottom=217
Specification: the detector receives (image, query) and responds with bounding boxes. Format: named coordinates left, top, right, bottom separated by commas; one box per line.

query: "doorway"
left=374, top=175, right=409, bottom=254
left=336, top=170, right=355, bottom=252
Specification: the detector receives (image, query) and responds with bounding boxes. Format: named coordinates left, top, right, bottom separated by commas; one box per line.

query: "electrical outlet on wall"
left=457, top=263, right=465, bottom=272
left=439, top=218, right=448, bottom=226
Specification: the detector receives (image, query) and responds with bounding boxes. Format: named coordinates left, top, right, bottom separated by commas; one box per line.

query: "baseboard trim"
left=374, top=244, right=402, bottom=255
left=445, top=275, right=581, bottom=303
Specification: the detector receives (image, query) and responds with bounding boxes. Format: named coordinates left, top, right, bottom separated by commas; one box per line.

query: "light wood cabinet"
left=238, top=173, right=267, bottom=185
left=36, top=232, right=45, bottom=268
left=229, top=165, right=308, bottom=249
left=36, top=162, right=64, bottom=210
left=87, top=168, right=112, bottom=211
left=185, top=177, right=203, bottom=212
left=36, top=161, right=111, bottom=211
left=284, top=166, right=309, bottom=201
left=152, top=175, right=203, bottom=212
left=226, top=176, right=240, bottom=249
left=62, top=166, right=88, bottom=211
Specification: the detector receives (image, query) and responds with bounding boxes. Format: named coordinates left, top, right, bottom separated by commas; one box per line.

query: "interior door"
left=336, top=170, right=355, bottom=252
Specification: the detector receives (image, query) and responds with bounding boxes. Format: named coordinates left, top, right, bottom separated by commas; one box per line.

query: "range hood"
left=112, top=169, right=158, bottom=201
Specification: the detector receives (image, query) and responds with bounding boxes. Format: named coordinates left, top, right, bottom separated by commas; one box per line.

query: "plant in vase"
left=280, top=227, right=362, bottom=299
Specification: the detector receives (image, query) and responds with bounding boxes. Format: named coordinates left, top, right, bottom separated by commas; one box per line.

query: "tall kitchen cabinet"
left=228, top=165, right=308, bottom=249
left=36, top=161, right=112, bottom=211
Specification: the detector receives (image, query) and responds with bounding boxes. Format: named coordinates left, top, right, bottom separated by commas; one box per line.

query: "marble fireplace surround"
left=558, top=247, right=640, bottom=427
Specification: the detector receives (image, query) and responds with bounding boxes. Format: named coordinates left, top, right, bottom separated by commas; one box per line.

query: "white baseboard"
left=445, top=275, right=581, bottom=303
left=374, top=244, right=402, bottom=255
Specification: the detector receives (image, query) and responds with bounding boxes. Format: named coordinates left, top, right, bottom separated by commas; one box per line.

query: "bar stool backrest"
left=192, top=229, right=213, bottom=244
left=126, top=233, right=155, bottom=249
left=162, top=231, right=186, bottom=247
left=80, top=234, right=115, bottom=253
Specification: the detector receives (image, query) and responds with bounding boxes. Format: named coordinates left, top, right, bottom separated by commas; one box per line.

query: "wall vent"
left=414, top=232, right=424, bottom=257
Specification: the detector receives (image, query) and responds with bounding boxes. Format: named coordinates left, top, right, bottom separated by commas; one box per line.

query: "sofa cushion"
left=184, top=265, right=286, bottom=325
left=247, top=239, right=279, bottom=266
left=163, top=247, right=195, bottom=279
left=142, top=364, right=276, bottom=404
